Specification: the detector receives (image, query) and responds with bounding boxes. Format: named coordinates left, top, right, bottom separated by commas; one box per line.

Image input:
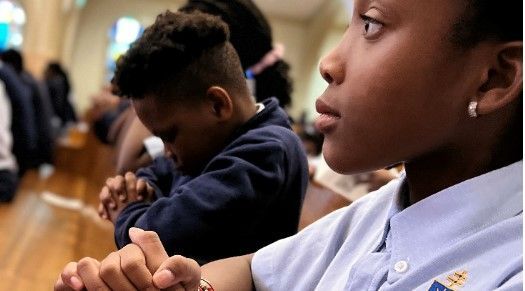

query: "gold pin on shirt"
left=427, top=270, right=468, bottom=291
left=446, top=271, right=468, bottom=288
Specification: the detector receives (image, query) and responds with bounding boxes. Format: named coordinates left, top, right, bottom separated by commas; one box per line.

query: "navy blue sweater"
left=115, top=98, right=308, bottom=263
left=0, top=64, right=37, bottom=173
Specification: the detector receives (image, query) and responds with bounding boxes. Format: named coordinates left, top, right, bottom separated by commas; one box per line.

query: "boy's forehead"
left=142, top=112, right=179, bottom=137
left=132, top=98, right=169, bottom=123
left=133, top=95, right=173, bottom=113
left=134, top=97, right=203, bottom=128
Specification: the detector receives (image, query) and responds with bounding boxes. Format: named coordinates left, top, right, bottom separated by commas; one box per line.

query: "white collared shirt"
left=252, top=161, right=523, bottom=290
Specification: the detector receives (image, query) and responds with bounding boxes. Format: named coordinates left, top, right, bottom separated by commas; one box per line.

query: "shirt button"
left=394, top=260, right=409, bottom=273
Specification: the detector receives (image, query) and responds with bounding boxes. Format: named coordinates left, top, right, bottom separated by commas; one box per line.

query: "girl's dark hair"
left=452, top=0, right=522, bottom=48
left=180, top=0, right=293, bottom=108
left=453, top=0, right=523, bottom=163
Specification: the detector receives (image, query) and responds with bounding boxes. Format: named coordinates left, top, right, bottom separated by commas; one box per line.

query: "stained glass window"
left=0, top=0, right=25, bottom=50
left=106, top=16, right=142, bottom=81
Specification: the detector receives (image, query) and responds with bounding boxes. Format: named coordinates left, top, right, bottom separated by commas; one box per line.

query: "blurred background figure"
left=312, top=157, right=400, bottom=202
left=295, top=121, right=324, bottom=177
left=87, top=84, right=120, bottom=122
left=0, top=79, right=18, bottom=202
left=0, top=51, right=35, bottom=177
left=44, top=62, right=78, bottom=133
left=88, top=84, right=131, bottom=145
left=0, top=49, right=55, bottom=168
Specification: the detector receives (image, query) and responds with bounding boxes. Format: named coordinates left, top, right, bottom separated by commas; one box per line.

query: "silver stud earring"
left=468, top=101, right=478, bottom=118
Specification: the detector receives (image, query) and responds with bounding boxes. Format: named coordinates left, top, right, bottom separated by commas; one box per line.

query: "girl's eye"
left=360, top=15, right=383, bottom=39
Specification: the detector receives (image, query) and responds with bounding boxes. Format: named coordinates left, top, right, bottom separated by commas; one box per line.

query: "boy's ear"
left=206, top=86, right=234, bottom=121
left=476, top=41, right=522, bottom=115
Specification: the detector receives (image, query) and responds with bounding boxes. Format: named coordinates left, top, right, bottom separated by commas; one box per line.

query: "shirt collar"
left=387, top=160, right=523, bottom=266
left=255, top=102, right=265, bottom=114
left=373, top=175, right=407, bottom=252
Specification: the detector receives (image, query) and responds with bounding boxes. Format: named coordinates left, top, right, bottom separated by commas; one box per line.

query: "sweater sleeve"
left=134, top=157, right=192, bottom=199
left=114, top=134, right=288, bottom=256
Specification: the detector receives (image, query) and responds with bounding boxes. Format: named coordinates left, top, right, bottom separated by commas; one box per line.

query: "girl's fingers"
left=119, top=243, right=158, bottom=290
left=76, top=257, right=110, bottom=291
left=128, top=228, right=169, bottom=273
left=153, top=255, right=201, bottom=290
left=99, top=251, right=137, bottom=290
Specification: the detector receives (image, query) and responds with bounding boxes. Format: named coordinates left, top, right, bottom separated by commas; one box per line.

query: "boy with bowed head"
left=97, top=10, right=308, bottom=265
left=57, top=0, right=522, bottom=290
left=114, top=0, right=295, bottom=175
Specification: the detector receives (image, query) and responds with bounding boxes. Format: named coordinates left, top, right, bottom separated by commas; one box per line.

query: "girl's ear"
left=206, top=86, right=234, bottom=121
left=476, top=41, right=522, bottom=115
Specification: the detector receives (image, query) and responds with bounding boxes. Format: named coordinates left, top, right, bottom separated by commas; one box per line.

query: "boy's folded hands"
left=98, top=172, right=155, bottom=223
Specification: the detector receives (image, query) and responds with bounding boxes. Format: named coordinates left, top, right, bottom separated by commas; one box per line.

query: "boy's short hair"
left=112, top=10, right=248, bottom=102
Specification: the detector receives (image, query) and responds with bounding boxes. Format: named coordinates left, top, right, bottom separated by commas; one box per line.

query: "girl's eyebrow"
left=369, top=0, right=388, bottom=12
left=367, top=0, right=399, bottom=22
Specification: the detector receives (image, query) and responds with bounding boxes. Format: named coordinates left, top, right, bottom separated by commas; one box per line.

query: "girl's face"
left=316, top=0, right=479, bottom=174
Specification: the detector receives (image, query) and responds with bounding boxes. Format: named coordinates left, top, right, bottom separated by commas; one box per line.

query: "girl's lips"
left=315, top=98, right=340, bottom=117
left=315, top=99, right=340, bottom=133
left=315, top=113, right=340, bottom=133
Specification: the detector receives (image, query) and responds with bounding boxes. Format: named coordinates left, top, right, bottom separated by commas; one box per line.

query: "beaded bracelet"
left=198, top=278, right=215, bottom=291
